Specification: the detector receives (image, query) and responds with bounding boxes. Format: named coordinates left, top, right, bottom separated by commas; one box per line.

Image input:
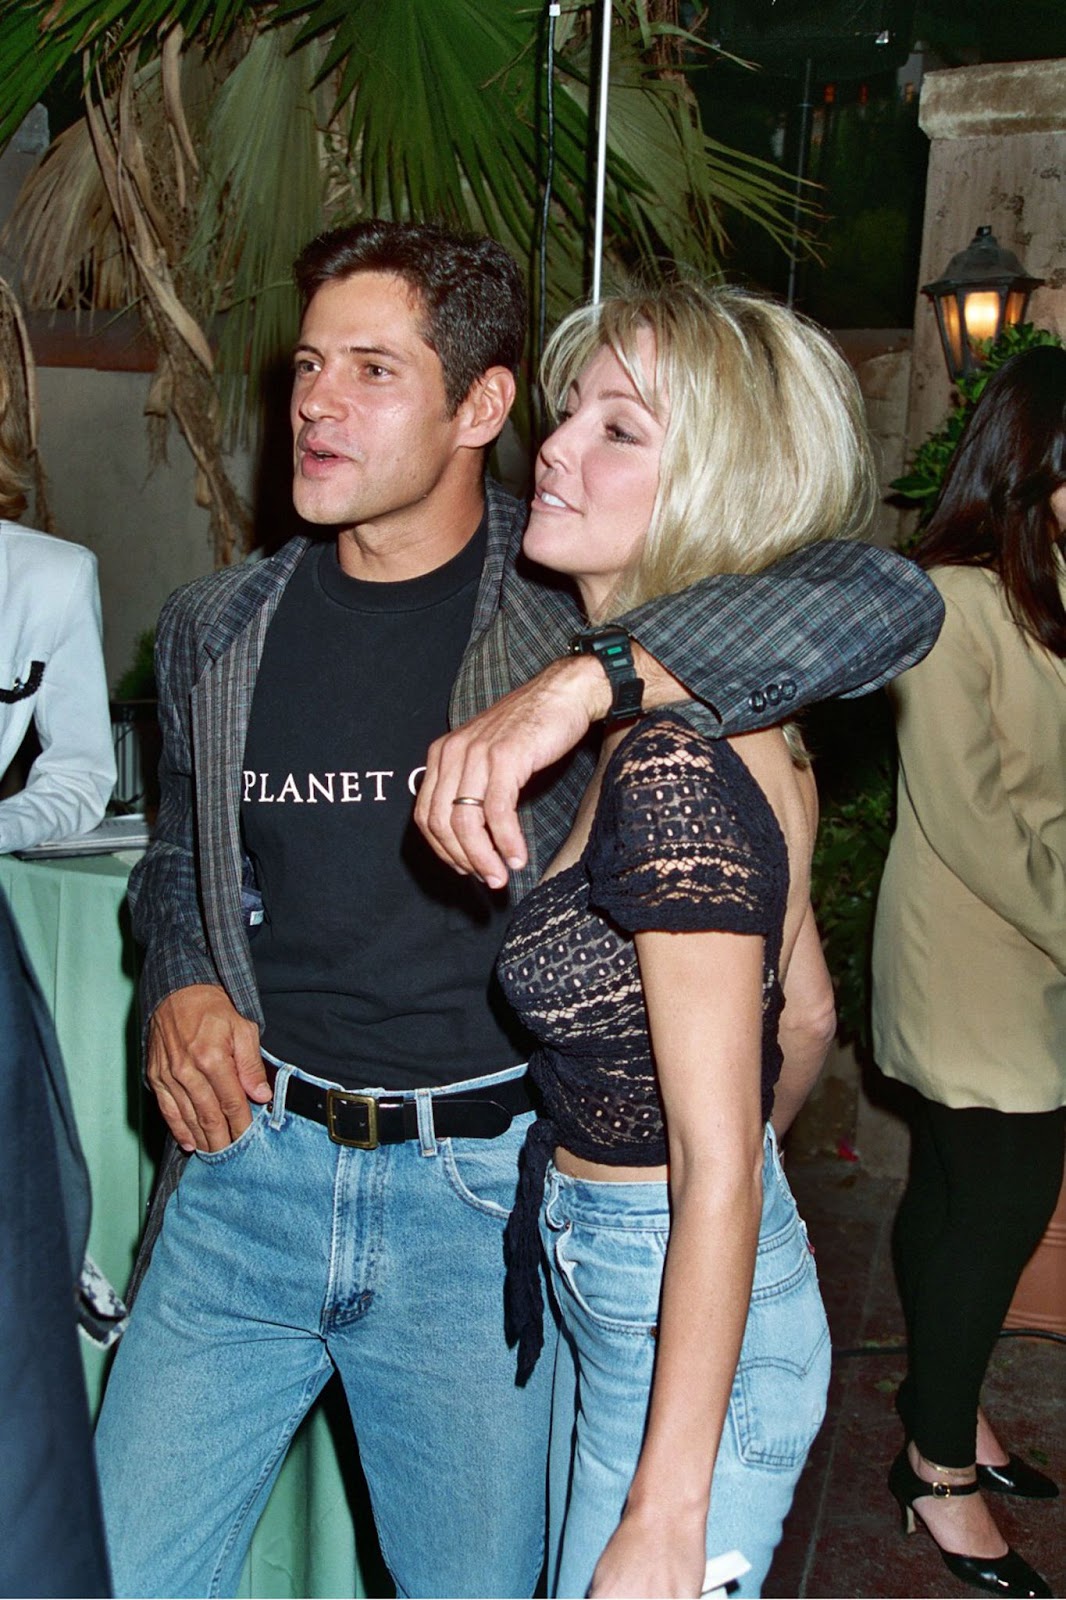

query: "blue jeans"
left=95, top=1061, right=553, bottom=1599
left=542, top=1128, right=829, bottom=1598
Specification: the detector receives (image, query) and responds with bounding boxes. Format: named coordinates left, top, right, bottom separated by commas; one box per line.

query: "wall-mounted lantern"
left=922, top=226, right=1044, bottom=382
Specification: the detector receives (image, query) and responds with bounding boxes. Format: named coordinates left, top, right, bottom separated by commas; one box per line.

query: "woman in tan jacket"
left=873, top=346, right=1066, bottom=1600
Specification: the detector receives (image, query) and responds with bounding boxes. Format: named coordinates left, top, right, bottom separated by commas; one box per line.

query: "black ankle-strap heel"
left=977, top=1455, right=1059, bottom=1500
left=888, top=1449, right=1051, bottom=1598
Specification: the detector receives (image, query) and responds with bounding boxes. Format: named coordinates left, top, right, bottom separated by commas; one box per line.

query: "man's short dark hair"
left=293, top=219, right=527, bottom=414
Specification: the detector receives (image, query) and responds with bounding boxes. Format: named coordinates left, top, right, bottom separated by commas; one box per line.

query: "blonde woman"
left=499, top=282, right=876, bottom=1597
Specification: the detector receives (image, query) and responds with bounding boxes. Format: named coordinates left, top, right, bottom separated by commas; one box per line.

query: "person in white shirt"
left=0, top=369, right=114, bottom=853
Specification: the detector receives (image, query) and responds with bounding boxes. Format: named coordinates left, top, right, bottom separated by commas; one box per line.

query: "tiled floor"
left=767, top=1158, right=1066, bottom=1600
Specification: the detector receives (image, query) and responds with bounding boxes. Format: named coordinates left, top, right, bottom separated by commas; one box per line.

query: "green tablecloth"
left=0, top=852, right=371, bottom=1599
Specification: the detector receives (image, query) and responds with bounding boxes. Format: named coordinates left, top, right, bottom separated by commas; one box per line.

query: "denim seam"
left=737, top=1323, right=831, bottom=1381
left=323, top=1146, right=382, bottom=1331
left=208, top=1362, right=330, bottom=1596
left=552, top=1216, right=670, bottom=1232
left=728, top=1325, right=831, bottom=1471
left=192, top=1101, right=269, bottom=1165
left=439, top=1138, right=516, bottom=1220
left=748, top=1253, right=812, bottom=1304
left=550, top=1236, right=665, bottom=1334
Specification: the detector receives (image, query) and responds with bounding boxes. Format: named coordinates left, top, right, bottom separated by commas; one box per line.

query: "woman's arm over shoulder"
left=619, top=541, right=944, bottom=735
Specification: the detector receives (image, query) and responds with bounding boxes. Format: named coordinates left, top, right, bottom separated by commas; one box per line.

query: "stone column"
left=907, top=57, right=1066, bottom=457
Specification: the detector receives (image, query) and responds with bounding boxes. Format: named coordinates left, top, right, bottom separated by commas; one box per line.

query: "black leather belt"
left=263, top=1060, right=534, bottom=1149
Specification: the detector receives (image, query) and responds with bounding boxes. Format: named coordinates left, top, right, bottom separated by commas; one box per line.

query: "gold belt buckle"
left=326, top=1089, right=379, bottom=1149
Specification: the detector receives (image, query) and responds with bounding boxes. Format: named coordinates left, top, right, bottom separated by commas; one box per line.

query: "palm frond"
left=0, top=0, right=819, bottom=561
left=0, top=4, right=82, bottom=150
left=185, top=24, right=329, bottom=439
left=0, top=0, right=253, bottom=148
left=5, top=112, right=130, bottom=308
left=310, top=1, right=541, bottom=236
left=702, top=135, right=816, bottom=251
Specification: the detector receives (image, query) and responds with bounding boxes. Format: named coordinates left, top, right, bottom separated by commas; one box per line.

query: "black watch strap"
left=570, top=625, right=645, bottom=729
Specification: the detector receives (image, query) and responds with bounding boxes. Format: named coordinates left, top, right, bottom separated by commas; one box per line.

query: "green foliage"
left=807, top=695, right=896, bottom=1055
left=1, top=0, right=809, bottom=455
left=185, top=25, right=331, bottom=441
left=113, top=628, right=157, bottom=701
left=801, top=98, right=928, bottom=330
left=914, top=0, right=1066, bottom=67
left=813, top=788, right=895, bottom=1052
left=0, top=0, right=250, bottom=149
left=808, top=207, right=911, bottom=330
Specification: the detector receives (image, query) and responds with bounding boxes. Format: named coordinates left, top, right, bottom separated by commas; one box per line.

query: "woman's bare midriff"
left=554, top=1147, right=668, bottom=1182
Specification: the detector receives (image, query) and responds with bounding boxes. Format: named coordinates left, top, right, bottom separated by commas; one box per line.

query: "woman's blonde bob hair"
left=539, top=278, right=878, bottom=615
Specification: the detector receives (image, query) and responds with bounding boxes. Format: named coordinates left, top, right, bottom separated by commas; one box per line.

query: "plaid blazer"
left=129, top=479, right=943, bottom=1035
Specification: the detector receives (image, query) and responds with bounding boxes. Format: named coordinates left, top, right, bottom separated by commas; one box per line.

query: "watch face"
left=571, top=627, right=642, bottom=724
left=590, top=631, right=633, bottom=674
left=573, top=625, right=626, bottom=652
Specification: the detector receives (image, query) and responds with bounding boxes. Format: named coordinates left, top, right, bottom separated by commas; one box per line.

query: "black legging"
left=893, top=1095, right=1065, bottom=1467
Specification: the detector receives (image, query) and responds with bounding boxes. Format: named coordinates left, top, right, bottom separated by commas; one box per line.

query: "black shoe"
left=977, top=1455, right=1059, bottom=1500
left=888, top=1449, right=1051, bottom=1599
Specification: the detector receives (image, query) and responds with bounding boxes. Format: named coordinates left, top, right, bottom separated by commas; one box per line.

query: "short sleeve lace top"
left=499, top=708, right=790, bottom=1379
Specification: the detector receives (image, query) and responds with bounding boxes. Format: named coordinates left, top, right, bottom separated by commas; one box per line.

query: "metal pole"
left=786, top=57, right=813, bottom=309
left=590, top=0, right=612, bottom=304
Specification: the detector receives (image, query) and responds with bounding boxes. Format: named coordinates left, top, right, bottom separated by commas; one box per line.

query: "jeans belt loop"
left=268, top=1066, right=291, bottom=1131
left=414, top=1090, right=438, bottom=1157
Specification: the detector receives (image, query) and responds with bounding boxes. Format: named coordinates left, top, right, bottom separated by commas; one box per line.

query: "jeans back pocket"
left=729, top=1218, right=831, bottom=1470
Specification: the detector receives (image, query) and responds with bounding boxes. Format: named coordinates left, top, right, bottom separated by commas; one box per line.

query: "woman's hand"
left=589, top=1508, right=706, bottom=1598
left=772, top=903, right=836, bottom=1138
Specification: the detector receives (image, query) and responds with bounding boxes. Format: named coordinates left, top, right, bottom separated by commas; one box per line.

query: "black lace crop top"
left=498, top=708, right=789, bottom=1381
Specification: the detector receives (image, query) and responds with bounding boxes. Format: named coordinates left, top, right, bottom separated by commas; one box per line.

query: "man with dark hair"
left=94, top=218, right=941, bottom=1599
left=292, top=218, right=528, bottom=413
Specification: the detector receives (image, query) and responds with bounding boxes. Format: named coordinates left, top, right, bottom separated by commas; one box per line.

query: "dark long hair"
left=916, top=345, right=1066, bottom=656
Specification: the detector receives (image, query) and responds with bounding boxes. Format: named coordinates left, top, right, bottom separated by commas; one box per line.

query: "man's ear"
left=458, top=366, right=517, bottom=448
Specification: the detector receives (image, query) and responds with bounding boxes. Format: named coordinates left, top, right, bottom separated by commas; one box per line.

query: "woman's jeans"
left=541, top=1126, right=829, bottom=1599
left=94, top=1060, right=553, bottom=1600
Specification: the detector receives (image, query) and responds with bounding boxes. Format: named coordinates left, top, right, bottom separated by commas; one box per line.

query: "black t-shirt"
left=240, top=525, right=528, bottom=1090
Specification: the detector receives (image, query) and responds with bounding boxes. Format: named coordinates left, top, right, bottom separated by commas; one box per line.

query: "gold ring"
left=452, top=796, right=486, bottom=807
